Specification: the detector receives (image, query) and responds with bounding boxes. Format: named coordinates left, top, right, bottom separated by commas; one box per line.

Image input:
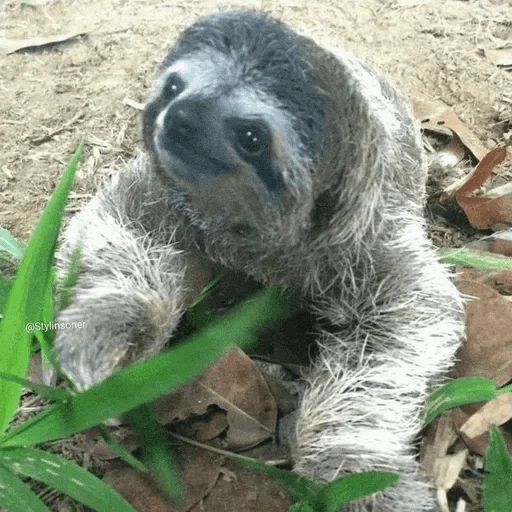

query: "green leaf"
left=232, top=456, right=322, bottom=504
left=0, top=275, right=12, bottom=315
left=439, top=248, right=512, bottom=269
left=0, top=139, right=85, bottom=432
left=316, top=472, right=399, bottom=512
left=425, top=377, right=498, bottom=425
left=0, top=371, right=71, bottom=402
left=0, top=447, right=136, bottom=512
left=188, top=272, right=226, bottom=309
left=34, top=266, right=57, bottom=368
left=187, top=273, right=226, bottom=329
left=126, top=404, right=182, bottom=501
left=483, top=426, right=512, bottom=512
left=0, top=226, right=23, bottom=262
left=0, top=287, right=288, bottom=447
left=0, top=463, right=51, bottom=512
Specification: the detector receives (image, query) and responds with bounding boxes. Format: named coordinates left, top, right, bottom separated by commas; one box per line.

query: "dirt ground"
left=1, top=0, right=511, bottom=511
left=1, top=0, right=511, bottom=244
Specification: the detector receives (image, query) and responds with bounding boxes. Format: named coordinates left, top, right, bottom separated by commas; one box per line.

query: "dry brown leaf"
left=460, top=393, right=512, bottom=439
left=458, top=192, right=512, bottom=231
left=0, top=32, right=87, bottom=55
left=192, top=410, right=229, bottom=442
left=447, top=146, right=508, bottom=199
left=442, top=147, right=509, bottom=229
left=456, top=267, right=512, bottom=295
left=188, top=459, right=292, bottom=512
left=451, top=279, right=512, bottom=456
left=154, top=347, right=277, bottom=450
left=421, top=413, right=459, bottom=477
left=465, top=230, right=512, bottom=258
left=434, top=129, right=467, bottom=167
left=103, top=445, right=222, bottom=512
left=454, top=279, right=512, bottom=386
left=412, top=99, right=489, bottom=161
left=484, top=47, right=512, bottom=68
left=432, top=449, right=468, bottom=490
left=453, top=407, right=512, bottom=456
left=90, top=428, right=138, bottom=461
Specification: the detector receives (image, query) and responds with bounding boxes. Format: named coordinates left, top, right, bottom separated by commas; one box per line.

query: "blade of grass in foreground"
left=439, top=247, right=512, bottom=269
left=424, top=376, right=498, bottom=425
left=0, top=275, right=13, bottom=314
left=0, top=447, right=136, bottom=512
left=483, top=426, right=512, bottom=512
left=0, top=139, right=85, bottom=432
left=0, top=463, right=52, bottom=512
left=0, top=287, right=288, bottom=447
left=316, top=472, right=399, bottom=512
left=126, top=404, right=183, bottom=501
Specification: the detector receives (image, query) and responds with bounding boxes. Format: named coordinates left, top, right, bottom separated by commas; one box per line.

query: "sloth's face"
left=143, top=11, right=325, bottom=235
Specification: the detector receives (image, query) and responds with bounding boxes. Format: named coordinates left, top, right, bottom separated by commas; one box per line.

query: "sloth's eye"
left=162, top=74, right=185, bottom=102
left=236, top=125, right=268, bottom=156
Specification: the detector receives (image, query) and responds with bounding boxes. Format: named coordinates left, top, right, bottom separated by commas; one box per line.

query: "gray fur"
left=54, top=10, right=464, bottom=510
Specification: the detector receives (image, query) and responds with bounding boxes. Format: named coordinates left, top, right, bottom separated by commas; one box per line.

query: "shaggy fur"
left=55, top=10, right=464, bottom=511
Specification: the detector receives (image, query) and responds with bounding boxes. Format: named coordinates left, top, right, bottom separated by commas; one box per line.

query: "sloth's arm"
left=54, top=155, right=207, bottom=390
left=294, top=229, right=463, bottom=511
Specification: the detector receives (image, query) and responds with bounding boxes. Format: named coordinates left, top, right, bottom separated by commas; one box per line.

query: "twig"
left=30, top=112, right=85, bottom=146
left=167, top=431, right=290, bottom=467
left=123, top=97, right=144, bottom=111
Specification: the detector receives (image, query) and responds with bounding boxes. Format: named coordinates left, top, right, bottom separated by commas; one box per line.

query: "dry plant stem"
left=30, top=112, right=85, bottom=146
left=168, top=431, right=291, bottom=467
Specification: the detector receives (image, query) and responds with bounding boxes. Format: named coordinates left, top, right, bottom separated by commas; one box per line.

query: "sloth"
left=54, top=9, right=464, bottom=511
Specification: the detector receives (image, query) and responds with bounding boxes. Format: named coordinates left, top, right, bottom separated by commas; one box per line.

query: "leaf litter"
left=415, top=95, right=512, bottom=512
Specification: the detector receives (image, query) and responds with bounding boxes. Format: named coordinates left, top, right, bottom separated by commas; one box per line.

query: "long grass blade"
left=0, top=139, right=84, bottom=432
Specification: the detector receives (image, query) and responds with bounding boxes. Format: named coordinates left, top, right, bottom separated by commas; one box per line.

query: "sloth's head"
left=143, top=10, right=327, bottom=254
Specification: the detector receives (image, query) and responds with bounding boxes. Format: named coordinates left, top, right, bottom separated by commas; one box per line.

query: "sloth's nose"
left=165, top=99, right=203, bottom=142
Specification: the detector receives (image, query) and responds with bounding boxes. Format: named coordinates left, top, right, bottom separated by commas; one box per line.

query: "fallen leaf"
left=412, top=99, right=489, bottom=161
left=193, top=409, right=229, bottom=442
left=453, top=407, right=512, bottom=456
left=432, top=449, right=468, bottom=490
left=460, top=393, right=512, bottom=439
left=441, top=146, right=510, bottom=229
left=458, top=190, right=512, bottom=232
left=484, top=47, right=512, bottom=68
left=0, top=32, right=87, bottom=55
left=172, top=408, right=229, bottom=443
left=154, top=348, right=277, bottom=450
left=453, top=279, right=512, bottom=386
left=188, top=459, right=292, bottom=512
left=465, top=229, right=512, bottom=258
left=456, top=267, right=512, bottom=295
left=446, top=146, right=508, bottom=199
left=421, top=413, right=459, bottom=477
left=433, top=129, right=467, bottom=167
left=103, top=445, right=222, bottom=512
left=90, top=428, right=138, bottom=461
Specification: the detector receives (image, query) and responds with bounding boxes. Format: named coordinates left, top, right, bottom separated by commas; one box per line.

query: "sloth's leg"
left=54, top=156, right=197, bottom=390
left=293, top=244, right=463, bottom=511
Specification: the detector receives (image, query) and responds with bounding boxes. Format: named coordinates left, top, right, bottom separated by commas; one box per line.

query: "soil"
left=1, top=0, right=511, bottom=511
left=1, top=0, right=511, bottom=244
